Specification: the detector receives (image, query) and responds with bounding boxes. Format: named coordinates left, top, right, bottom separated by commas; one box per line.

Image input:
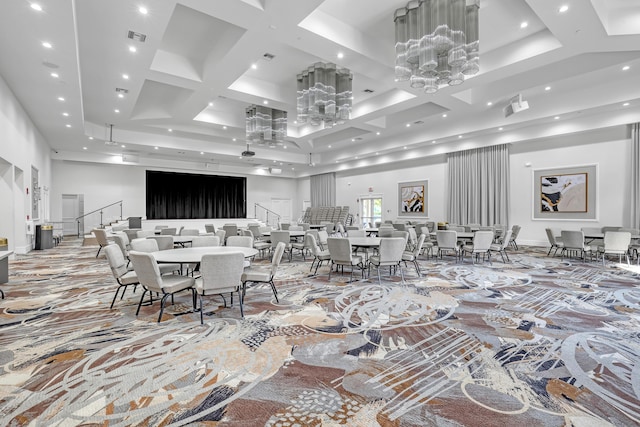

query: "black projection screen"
left=146, top=170, right=246, bottom=219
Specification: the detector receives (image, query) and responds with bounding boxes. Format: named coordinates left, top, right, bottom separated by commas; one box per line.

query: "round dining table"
left=152, top=246, right=258, bottom=264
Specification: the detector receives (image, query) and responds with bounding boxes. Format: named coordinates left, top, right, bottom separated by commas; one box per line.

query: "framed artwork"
left=398, top=180, right=428, bottom=217
left=532, top=164, right=597, bottom=220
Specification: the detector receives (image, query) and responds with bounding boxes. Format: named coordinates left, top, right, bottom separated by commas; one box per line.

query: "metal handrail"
left=75, top=200, right=123, bottom=237
left=254, top=203, right=280, bottom=228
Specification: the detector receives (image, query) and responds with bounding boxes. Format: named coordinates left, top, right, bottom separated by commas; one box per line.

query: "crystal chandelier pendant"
left=296, top=62, right=352, bottom=126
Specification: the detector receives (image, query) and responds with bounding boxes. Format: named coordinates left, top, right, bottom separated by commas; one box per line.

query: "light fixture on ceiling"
left=104, top=124, right=118, bottom=146
left=394, top=0, right=480, bottom=94
left=246, top=105, right=287, bottom=147
left=296, top=62, right=353, bottom=127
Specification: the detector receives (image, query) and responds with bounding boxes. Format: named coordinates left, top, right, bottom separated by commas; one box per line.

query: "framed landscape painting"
left=398, top=180, right=428, bottom=217
left=533, top=164, right=597, bottom=220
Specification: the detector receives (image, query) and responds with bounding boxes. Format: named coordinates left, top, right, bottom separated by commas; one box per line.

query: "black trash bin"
left=128, top=216, right=142, bottom=229
left=35, top=225, right=54, bottom=250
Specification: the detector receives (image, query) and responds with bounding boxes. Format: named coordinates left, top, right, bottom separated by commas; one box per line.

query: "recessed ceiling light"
left=406, top=123, right=411, bottom=127
left=283, top=145, right=287, bottom=149
left=138, top=6, right=148, bottom=14
left=118, top=93, right=124, bottom=98
left=42, top=41, right=52, bottom=49
left=375, top=152, right=379, bottom=155
left=487, top=101, right=492, bottom=106
left=403, top=146, right=407, bottom=149
left=208, top=102, right=213, bottom=106
left=62, top=112, right=69, bottom=116
left=114, top=109, right=120, bottom=113
left=337, top=52, right=344, bottom=59
left=458, top=135, right=462, bottom=138
left=376, top=132, right=381, bottom=135
left=351, top=138, right=356, bottom=142
left=292, top=167, right=295, bottom=171
left=65, top=124, right=71, bottom=128
left=355, top=156, right=359, bottom=159
left=336, top=160, right=339, bottom=163
left=232, top=138, right=237, bottom=141
left=520, top=21, right=528, bottom=29
left=251, top=63, right=257, bottom=70
left=30, top=3, right=42, bottom=11
left=129, top=46, right=137, bottom=53
left=122, top=74, right=129, bottom=80
left=545, top=86, right=551, bottom=91
left=83, top=146, right=87, bottom=150
left=50, top=72, right=59, bottom=78
left=200, top=152, right=204, bottom=155
left=622, top=65, right=630, bottom=71
left=223, top=126, right=227, bottom=130
left=554, top=116, right=560, bottom=120
left=558, top=5, right=569, bottom=13
left=121, top=145, right=126, bottom=148
left=432, top=140, right=436, bottom=143
left=154, top=146, right=158, bottom=150
left=57, top=97, right=65, bottom=101
left=263, top=100, right=268, bottom=105
left=328, top=145, right=332, bottom=148
left=442, top=114, right=447, bottom=118
left=623, top=102, right=630, bottom=106
left=498, top=127, right=503, bottom=131
left=89, top=136, right=94, bottom=140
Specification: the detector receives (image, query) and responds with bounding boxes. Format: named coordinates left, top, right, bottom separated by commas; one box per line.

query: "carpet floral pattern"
left=0, top=239, right=639, bottom=426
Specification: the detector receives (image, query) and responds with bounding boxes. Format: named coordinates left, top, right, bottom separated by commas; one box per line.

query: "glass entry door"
left=360, top=196, right=382, bottom=228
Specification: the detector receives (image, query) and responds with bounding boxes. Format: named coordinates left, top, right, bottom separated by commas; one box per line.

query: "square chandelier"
left=245, top=105, right=287, bottom=146
left=296, top=62, right=353, bottom=127
left=395, top=0, right=480, bottom=94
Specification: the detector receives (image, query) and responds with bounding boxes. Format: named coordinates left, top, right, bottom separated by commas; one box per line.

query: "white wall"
left=0, top=74, right=51, bottom=253
left=327, top=125, right=631, bottom=246
left=51, top=161, right=299, bottom=233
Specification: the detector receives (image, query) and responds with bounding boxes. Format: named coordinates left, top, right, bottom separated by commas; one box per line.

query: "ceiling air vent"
left=127, top=30, right=147, bottom=42
left=115, top=88, right=129, bottom=94
left=263, top=53, right=275, bottom=61
left=363, top=89, right=374, bottom=93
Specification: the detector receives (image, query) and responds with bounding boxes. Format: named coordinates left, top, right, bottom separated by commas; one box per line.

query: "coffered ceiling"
left=1, top=0, right=639, bottom=177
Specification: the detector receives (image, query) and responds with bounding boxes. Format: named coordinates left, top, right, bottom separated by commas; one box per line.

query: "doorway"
left=360, top=195, right=382, bottom=228
left=62, top=194, right=83, bottom=236
left=271, top=198, right=292, bottom=225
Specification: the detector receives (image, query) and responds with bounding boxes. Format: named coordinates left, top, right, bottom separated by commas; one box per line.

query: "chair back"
left=227, top=235, right=253, bottom=248
left=391, top=230, right=409, bottom=247
left=378, top=237, right=406, bottom=262
left=378, top=227, right=394, bottom=237
left=222, top=224, right=238, bottom=238
left=214, top=229, right=226, bottom=243
left=449, top=225, right=466, bottom=232
left=317, top=230, right=329, bottom=245
left=300, top=223, right=311, bottom=231
left=347, top=229, right=366, bottom=237
left=289, top=225, right=303, bottom=231
left=104, top=244, right=129, bottom=279
left=391, top=223, right=406, bottom=231
left=130, top=238, right=159, bottom=253
left=180, top=229, right=199, bottom=236
left=191, top=236, right=221, bottom=247
left=561, top=230, right=585, bottom=250
left=270, top=241, right=286, bottom=276
left=580, top=227, right=601, bottom=236
left=129, top=251, right=163, bottom=293
left=154, top=225, right=168, bottom=230
left=408, top=228, right=418, bottom=246
left=306, top=229, right=320, bottom=242
left=123, top=229, right=140, bottom=242
left=93, top=229, right=110, bottom=246
left=270, top=230, right=290, bottom=248
left=241, top=229, right=254, bottom=238
left=499, top=230, right=513, bottom=250
left=604, top=231, right=631, bottom=252
left=511, top=225, right=521, bottom=239
left=320, top=221, right=335, bottom=234
left=248, top=224, right=262, bottom=237
left=306, top=233, right=322, bottom=256
left=200, top=252, right=245, bottom=292
left=413, top=233, right=426, bottom=256
left=327, top=237, right=353, bottom=263
left=472, top=231, right=494, bottom=251
left=204, top=224, right=216, bottom=233
left=602, top=226, right=621, bottom=233
left=545, top=228, right=558, bottom=245
left=136, top=230, right=155, bottom=238
left=436, top=230, right=458, bottom=250
left=618, top=228, right=640, bottom=235
left=160, top=227, right=177, bottom=235
left=148, top=235, right=173, bottom=251
left=112, top=233, right=129, bottom=257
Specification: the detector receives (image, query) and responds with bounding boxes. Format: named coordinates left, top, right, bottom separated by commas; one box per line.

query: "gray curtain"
left=310, top=173, right=336, bottom=207
left=631, top=123, right=640, bottom=229
left=447, top=144, right=510, bottom=226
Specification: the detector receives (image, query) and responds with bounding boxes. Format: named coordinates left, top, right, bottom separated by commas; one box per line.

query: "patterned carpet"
left=0, top=238, right=639, bottom=426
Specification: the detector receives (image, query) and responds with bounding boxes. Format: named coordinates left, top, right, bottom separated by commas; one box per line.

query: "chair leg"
left=237, top=288, right=244, bottom=318
left=199, top=294, right=204, bottom=324
left=96, top=246, right=102, bottom=258
left=0, top=288, right=4, bottom=299
left=111, top=285, right=124, bottom=309
left=136, top=289, right=150, bottom=316
left=269, top=279, right=279, bottom=303
left=158, top=293, right=171, bottom=323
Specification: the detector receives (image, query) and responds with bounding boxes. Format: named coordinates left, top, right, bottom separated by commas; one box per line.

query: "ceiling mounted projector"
left=504, top=94, right=529, bottom=118
left=241, top=144, right=255, bottom=157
